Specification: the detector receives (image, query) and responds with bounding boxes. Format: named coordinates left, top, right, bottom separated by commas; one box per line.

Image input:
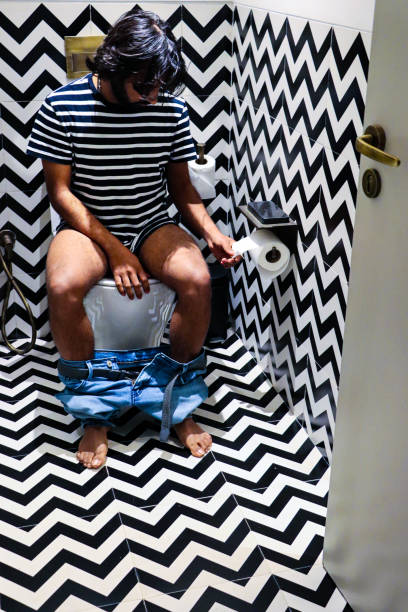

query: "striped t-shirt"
left=27, top=73, right=197, bottom=244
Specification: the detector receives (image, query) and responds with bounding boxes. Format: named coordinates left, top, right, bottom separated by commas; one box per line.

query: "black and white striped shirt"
left=27, top=73, right=197, bottom=244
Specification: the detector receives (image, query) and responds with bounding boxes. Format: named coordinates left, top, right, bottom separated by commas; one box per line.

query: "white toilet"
left=50, top=207, right=176, bottom=350
left=83, top=278, right=175, bottom=350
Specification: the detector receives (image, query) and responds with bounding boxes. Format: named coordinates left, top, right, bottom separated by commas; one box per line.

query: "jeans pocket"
left=59, top=375, right=86, bottom=391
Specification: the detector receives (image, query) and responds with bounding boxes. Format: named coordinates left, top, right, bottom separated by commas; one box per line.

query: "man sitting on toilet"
left=27, top=8, right=241, bottom=468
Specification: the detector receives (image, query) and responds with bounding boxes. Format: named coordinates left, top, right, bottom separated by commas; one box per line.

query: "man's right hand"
left=108, top=244, right=150, bottom=300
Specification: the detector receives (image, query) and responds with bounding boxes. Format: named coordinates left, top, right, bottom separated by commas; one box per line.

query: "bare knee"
left=47, top=271, right=91, bottom=309
left=177, top=266, right=212, bottom=304
left=46, top=229, right=107, bottom=308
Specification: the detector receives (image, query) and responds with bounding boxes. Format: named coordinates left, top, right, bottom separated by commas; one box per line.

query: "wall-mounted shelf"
left=238, top=205, right=297, bottom=229
left=237, top=204, right=298, bottom=252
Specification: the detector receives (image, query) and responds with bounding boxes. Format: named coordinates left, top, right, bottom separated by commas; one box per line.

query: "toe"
left=204, top=434, right=212, bottom=451
left=192, top=443, right=205, bottom=457
left=77, top=451, right=93, bottom=466
left=92, top=451, right=106, bottom=468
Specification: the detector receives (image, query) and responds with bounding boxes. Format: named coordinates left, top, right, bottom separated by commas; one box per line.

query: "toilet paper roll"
left=188, top=155, right=216, bottom=199
left=232, top=229, right=290, bottom=278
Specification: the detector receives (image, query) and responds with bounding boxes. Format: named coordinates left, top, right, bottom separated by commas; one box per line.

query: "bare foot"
left=77, top=426, right=109, bottom=469
left=173, top=417, right=212, bottom=457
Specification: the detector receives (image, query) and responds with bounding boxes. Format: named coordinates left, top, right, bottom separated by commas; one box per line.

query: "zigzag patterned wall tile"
left=229, top=259, right=276, bottom=357
left=302, top=356, right=338, bottom=461
left=3, top=193, right=51, bottom=259
left=283, top=17, right=332, bottom=145
left=308, top=252, right=348, bottom=390
left=278, top=123, right=323, bottom=247
left=232, top=6, right=286, bottom=119
left=300, top=366, right=336, bottom=460
left=230, top=95, right=282, bottom=207
left=319, top=142, right=360, bottom=280
left=231, top=3, right=252, bottom=99
left=228, top=206, right=307, bottom=422
left=184, top=93, right=231, bottom=177
left=1, top=99, right=47, bottom=193
left=1, top=188, right=52, bottom=337
left=182, top=4, right=233, bottom=99
left=0, top=2, right=92, bottom=102
left=268, top=242, right=316, bottom=405
left=90, top=2, right=182, bottom=38
left=325, top=26, right=371, bottom=156
left=228, top=4, right=370, bottom=460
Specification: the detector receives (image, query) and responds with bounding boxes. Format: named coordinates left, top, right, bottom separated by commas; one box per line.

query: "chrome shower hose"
left=0, top=230, right=37, bottom=355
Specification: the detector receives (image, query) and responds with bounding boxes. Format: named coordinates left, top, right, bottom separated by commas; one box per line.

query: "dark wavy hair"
left=86, top=8, right=187, bottom=103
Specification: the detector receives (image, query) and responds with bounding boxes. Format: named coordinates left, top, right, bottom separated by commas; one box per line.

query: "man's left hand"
left=207, top=232, right=242, bottom=269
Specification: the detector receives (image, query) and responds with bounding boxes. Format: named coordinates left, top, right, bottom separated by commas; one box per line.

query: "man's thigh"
left=138, top=225, right=209, bottom=291
left=46, top=229, right=108, bottom=293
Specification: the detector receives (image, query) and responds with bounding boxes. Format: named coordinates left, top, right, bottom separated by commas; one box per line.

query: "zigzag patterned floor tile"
left=273, top=555, right=352, bottom=611
left=0, top=511, right=143, bottom=611
left=231, top=470, right=329, bottom=573
left=122, top=496, right=266, bottom=597
left=0, top=334, right=349, bottom=610
left=142, top=574, right=290, bottom=611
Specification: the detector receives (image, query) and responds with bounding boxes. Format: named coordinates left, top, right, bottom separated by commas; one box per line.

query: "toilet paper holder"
left=238, top=201, right=298, bottom=253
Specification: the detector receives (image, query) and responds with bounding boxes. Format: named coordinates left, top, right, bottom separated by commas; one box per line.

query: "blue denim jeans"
left=56, top=347, right=208, bottom=441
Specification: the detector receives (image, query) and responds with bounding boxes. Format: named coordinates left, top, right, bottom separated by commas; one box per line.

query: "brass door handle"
left=356, top=125, right=400, bottom=167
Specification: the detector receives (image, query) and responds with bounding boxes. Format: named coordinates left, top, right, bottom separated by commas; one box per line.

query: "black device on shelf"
left=247, top=201, right=291, bottom=224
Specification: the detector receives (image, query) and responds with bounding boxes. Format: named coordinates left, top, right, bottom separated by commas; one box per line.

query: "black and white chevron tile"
left=229, top=4, right=371, bottom=459
left=0, top=332, right=351, bottom=611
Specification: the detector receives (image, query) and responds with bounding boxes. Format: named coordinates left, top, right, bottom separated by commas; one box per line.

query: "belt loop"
left=85, top=360, right=94, bottom=380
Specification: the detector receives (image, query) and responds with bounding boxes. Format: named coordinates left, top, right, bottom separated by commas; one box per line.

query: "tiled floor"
left=0, top=332, right=351, bottom=611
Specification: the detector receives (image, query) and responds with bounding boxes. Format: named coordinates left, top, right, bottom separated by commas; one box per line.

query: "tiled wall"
left=0, top=0, right=232, bottom=338
left=228, top=3, right=372, bottom=458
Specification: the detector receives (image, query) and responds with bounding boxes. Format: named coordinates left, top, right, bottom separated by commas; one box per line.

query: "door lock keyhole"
left=362, top=168, right=381, bottom=198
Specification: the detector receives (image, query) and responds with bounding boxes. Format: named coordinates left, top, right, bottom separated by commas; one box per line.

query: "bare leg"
left=46, top=229, right=108, bottom=360
left=47, top=229, right=110, bottom=467
left=139, top=225, right=213, bottom=456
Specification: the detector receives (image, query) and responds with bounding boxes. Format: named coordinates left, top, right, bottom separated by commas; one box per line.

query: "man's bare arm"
left=43, top=160, right=123, bottom=252
left=42, top=159, right=150, bottom=299
left=166, top=161, right=241, bottom=267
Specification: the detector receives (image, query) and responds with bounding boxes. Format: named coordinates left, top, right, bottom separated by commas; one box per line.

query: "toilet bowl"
left=83, top=277, right=176, bottom=350
left=50, top=207, right=176, bottom=350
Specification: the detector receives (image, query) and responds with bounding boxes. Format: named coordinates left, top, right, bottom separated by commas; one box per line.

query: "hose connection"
left=0, top=229, right=16, bottom=260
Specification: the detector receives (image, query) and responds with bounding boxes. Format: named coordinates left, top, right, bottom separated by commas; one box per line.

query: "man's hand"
left=108, top=244, right=150, bottom=299
left=207, top=231, right=242, bottom=269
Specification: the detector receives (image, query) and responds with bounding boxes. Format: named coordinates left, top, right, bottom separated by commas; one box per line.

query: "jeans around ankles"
left=56, top=347, right=208, bottom=441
